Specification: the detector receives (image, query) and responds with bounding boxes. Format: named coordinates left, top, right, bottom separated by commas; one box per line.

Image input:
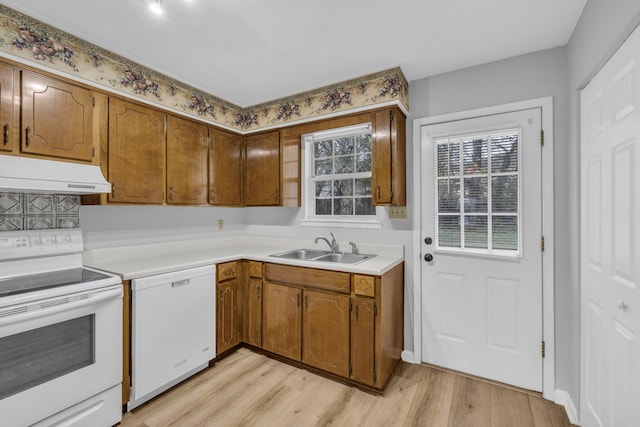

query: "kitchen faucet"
left=315, top=232, right=339, bottom=253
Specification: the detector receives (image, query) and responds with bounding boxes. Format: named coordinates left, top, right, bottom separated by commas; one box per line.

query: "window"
left=435, top=129, right=521, bottom=255
left=302, top=123, right=380, bottom=227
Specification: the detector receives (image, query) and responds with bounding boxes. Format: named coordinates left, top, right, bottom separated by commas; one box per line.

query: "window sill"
left=299, top=218, right=382, bottom=229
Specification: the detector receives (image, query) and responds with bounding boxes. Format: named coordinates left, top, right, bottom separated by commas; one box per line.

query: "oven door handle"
left=0, top=287, right=122, bottom=327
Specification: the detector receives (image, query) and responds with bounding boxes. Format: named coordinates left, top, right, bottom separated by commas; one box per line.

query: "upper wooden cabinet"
left=21, top=70, right=94, bottom=162
left=166, top=115, right=208, bottom=205
left=245, top=130, right=280, bottom=206
left=108, top=98, right=165, bottom=204
left=0, top=63, right=16, bottom=153
left=209, top=129, right=244, bottom=206
left=372, top=107, right=406, bottom=206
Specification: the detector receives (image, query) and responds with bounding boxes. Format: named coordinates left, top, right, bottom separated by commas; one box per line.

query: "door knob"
left=424, top=237, right=433, bottom=245
left=618, top=300, right=628, bottom=312
left=424, top=253, right=433, bottom=262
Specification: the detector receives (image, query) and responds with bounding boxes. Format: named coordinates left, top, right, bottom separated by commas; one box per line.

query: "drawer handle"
left=376, top=186, right=381, bottom=199
left=172, top=279, right=190, bottom=288
left=25, top=126, right=30, bottom=146
left=257, top=287, right=261, bottom=299
left=304, top=295, right=308, bottom=308
left=210, top=190, right=215, bottom=201
left=355, top=304, right=359, bottom=320
left=169, top=186, right=174, bottom=201
left=2, top=124, right=7, bottom=145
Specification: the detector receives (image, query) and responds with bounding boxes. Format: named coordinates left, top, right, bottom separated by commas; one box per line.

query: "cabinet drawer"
left=248, top=261, right=263, bottom=278
left=217, top=261, right=237, bottom=281
left=265, top=263, right=350, bottom=294
left=352, top=275, right=375, bottom=298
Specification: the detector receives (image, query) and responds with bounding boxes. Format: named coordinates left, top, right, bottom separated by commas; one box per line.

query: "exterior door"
left=420, top=108, right=543, bottom=391
left=580, top=24, right=640, bottom=427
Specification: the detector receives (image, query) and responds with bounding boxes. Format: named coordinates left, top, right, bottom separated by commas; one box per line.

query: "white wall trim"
left=411, top=96, right=556, bottom=400
left=401, top=350, right=415, bottom=363
left=555, top=389, right=580, bottom=425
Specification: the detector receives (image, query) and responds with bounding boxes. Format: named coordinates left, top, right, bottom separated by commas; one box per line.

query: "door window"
left=435, top=129, right=521, bottom=255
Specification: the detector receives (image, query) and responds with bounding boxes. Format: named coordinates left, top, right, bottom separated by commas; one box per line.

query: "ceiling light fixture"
left=149, top=0, right=163, bottom=15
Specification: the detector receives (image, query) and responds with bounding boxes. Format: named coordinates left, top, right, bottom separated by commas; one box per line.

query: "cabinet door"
left=0, top=63, right=15, bottom=152
left=302, top=289, right=350, bottom=377
left=217, top=279, right=238, bottom=354
left=166, top=115, right=208, bottom=205
left=21, top=71, right=94, bottom=161
left=245, top=278, right=262, bottom=347
left=245, top=131, right=280, bottom=206
left=371, top=108, right=406, bottom=206
left=262, top=282, right=301, bottom=360
left=209, top=129, right=244, bottom=206
left=108, top=98, right=165, bottom=204
left=351, top=298, right=375, bottom=386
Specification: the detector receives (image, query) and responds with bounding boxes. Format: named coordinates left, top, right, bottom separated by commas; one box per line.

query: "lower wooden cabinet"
left=302, top=289, right=350, bottom=377
left=350, top=298, right=375, bottom=386
left=217, top=278, right=239, bottom=354
left=262, top=282, right=302, bottom=360
left=217, top=261, right=241, bottom=355
left=245, top=278, right=263, bottom=347
left=215, top=260, right=403, bottom=391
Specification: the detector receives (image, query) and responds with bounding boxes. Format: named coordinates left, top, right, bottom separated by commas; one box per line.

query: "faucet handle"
left=348, top=241, right=359, bottom=255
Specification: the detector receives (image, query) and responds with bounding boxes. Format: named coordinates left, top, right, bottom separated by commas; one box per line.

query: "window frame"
left=433, top=127, right=523, bottom=258
left=300, top=123, right=382, bottom=228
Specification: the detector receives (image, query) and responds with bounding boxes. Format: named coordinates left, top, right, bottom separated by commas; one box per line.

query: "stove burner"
left=0, top=268, right=114, bottom=298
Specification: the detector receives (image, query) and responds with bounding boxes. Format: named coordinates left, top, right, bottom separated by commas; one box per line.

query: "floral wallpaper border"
left=0, top=5, right=408, bottom=132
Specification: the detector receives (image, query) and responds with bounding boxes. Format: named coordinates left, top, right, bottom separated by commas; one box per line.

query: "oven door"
left=0, top=285, right=122, bottom=427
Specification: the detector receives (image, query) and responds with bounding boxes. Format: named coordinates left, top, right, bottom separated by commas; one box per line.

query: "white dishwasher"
left=130, top=265, right=216, bottom=410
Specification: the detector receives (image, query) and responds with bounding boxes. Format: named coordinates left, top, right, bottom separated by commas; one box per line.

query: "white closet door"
left=580, top=24, right=640, bottom=427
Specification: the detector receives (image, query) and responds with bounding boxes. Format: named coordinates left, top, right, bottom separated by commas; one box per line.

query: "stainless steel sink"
left=269, top=249, right=330, bottom=260
left=313, top=252, right=375, bottom=264
left=269, top=249, right=375, bottom=265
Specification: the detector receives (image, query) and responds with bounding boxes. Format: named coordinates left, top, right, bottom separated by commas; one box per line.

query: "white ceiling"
left=2, top=0, right=587, bottom=107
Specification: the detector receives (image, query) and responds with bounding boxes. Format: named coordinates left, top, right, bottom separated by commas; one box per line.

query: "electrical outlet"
left=217, top=219, right=224, bottom=230
left=388, top=206, right=407, bottom=219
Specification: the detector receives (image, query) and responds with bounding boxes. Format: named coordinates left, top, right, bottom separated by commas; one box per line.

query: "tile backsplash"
left=0, top=193, right=80, bottom=231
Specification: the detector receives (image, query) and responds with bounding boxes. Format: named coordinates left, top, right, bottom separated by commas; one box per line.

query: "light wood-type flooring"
left=119, top=348, right=573, bottom=427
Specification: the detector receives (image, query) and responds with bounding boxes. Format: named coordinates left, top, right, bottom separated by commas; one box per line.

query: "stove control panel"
left=0, top=229, right=83, bottom=260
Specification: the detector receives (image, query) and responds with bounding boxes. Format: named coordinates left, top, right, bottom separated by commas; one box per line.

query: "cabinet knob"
left=25, top=127, right=30, bottom=146
left=2, top=124, right=8, bottom=145
left=210, top=190, right=215, bottom=201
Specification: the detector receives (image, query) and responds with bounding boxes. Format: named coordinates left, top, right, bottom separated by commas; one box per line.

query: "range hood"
left=0, top=155, right=111, bottom=194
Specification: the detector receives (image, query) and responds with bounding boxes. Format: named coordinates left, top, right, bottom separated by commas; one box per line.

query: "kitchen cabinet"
left=302, top=289, right=350, bottom=377
left=280, top=133, right=301, bottom=207
left=372, top=107, right=406, bottom=206
left=259, top=262, right=403, bottom=390
left=350, top=297, right=375, bottom=386
left=209, top=128, right=244, bottom=206
left=21, top=70, right=95, bottom=162
left=216, top=261, right=241, bottom=354
left=0, top=63, right=16, bottom=153
left=245, top=261, right=263, bottom=347
left=262, top=281, right=302, bottom=360
left=245, top=130, right=280, bottom=206
left=166, top=115, right=208, bottom=205
left=108, top=98, right=165, bottom=204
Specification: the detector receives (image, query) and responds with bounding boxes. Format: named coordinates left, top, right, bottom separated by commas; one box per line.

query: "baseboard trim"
left=554, top=389, right=579, bottom=425
left=401, top=350, right=415, bottom=363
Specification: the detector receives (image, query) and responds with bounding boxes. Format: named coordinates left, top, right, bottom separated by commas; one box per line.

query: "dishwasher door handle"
left=172, top=279, right=191, bottom=288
